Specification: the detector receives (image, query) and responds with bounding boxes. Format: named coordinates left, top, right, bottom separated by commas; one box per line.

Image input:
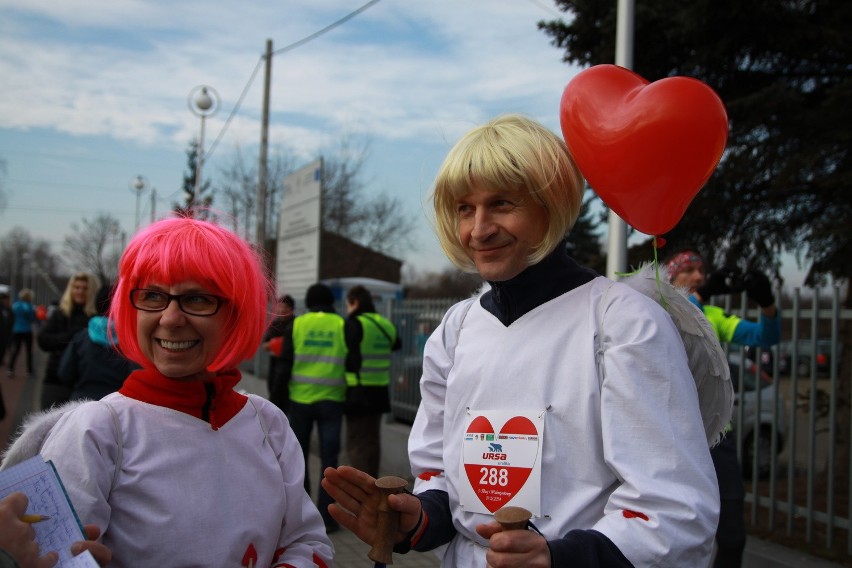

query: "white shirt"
left=409, top=277, right=719, bottom=567
left=41, top=393, right=333, bottom=568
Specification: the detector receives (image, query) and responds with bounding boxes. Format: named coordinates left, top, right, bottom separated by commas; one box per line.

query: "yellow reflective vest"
left=289, top=311, right=347, bottom=404
left=345, top=313, right=397, bottom=387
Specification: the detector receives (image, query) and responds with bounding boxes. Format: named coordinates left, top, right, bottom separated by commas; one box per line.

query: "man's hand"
left=71, top=525, right=112, bottom=566
left=321, top=466, right=423, bottom=548
left=476, top=521, right=551, bottom=568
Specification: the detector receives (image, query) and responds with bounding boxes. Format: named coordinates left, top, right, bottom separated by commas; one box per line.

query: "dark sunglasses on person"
left=129, top=288, right=225, bottom=316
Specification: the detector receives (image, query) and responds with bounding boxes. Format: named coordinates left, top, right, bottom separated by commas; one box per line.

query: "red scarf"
left=119, top=368, right=247, bottom=430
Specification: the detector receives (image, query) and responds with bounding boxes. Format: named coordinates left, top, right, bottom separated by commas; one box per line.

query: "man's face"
left=456, top=184, right=548, bottom=282
left=672, top=264, right=706, bottom=294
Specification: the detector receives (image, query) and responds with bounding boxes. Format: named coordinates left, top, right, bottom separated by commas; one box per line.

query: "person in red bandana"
left=665, top=248, right=780, bottom=568
left=24, top=216, right=333, bottom=568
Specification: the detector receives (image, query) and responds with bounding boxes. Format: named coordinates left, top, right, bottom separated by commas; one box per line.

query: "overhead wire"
left=205, top=0, right=382, bottom=160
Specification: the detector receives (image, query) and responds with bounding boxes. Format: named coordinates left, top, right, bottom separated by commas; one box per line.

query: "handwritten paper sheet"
left=0, top=455, right=99, bottom=567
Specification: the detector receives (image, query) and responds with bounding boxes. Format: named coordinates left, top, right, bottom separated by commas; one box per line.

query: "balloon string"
left=653, top=238, right=669, bottom=311
left=613, top=238, right=668, bottom=311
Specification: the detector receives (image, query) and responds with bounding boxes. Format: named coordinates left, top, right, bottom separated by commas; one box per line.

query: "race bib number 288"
left=459, top=409, right=544, bottom=515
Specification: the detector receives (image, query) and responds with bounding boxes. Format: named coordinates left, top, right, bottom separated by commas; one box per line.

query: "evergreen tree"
left=540, top=0, right=851, bottom=288
left=564, top=192, right=605, bottom=274
left=174, top=140, right=214, bottom=219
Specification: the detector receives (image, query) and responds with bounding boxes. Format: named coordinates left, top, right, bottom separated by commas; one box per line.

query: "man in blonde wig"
left=324, top=114, right=718, bottom=567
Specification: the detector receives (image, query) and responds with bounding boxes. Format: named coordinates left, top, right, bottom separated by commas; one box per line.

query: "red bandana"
left=666, top=250, right=703, bottom=276
left=119, top=368, right=247, bottom=430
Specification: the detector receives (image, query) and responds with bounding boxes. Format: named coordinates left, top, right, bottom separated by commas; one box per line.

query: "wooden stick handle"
left=368, top=476, right=409, bottom=565
left=494, top=506, right=532, bottom=531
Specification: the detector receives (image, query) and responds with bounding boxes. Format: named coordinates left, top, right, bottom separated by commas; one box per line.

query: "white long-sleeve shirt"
left=40, top=392, right=333, bottom=568
left=409, top=276, right=719, bottom=567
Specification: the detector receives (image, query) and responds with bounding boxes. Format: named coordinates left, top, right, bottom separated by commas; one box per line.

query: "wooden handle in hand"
left=494, top=506, right=532, bottom=531
left=368, top=476, right=409, bottom=564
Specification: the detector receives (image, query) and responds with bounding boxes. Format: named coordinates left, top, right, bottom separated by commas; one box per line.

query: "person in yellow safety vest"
left=666, top=248, right=781, bottom=568
left=343, top=285, right=402, bottom=478
left=277, top=282, right=346, bottom=533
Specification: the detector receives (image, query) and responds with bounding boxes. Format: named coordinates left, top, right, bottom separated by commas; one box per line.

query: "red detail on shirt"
left=119, top=367, right=247, bottom=430
left=241, top=543, right=258, bottom=566
left=418, top=471, right=442, bottom=480
left=622, top=509, right=650, bottom=521
left=272, top=547, right=286, bottom=563
left=312, top=553, right=329, bottom=568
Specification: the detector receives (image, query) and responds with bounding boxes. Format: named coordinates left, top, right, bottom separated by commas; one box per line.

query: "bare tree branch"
left=63, top=213, right=123, bottom=283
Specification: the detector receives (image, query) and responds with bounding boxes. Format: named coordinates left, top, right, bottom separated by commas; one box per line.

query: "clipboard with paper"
left=0, top=455, right=99, bottom=567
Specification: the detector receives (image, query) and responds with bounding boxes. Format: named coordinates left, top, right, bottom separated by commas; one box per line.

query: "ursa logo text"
left=482, top=452, right=508, bottom=460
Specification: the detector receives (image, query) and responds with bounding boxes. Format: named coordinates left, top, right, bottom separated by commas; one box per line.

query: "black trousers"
left=7, top=332, right=33, bottom=373
left=711, top=435, right=746, bottom=567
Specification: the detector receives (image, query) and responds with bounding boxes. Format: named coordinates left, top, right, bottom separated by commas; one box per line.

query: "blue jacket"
left=11, top=300, right=35, bottom=334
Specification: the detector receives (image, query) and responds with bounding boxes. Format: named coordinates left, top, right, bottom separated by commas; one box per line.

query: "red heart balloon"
left=560, top=64, right=728, bottom=235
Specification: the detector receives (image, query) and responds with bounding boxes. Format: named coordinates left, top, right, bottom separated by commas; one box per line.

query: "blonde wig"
left=431, top=114, right=585, bottom=274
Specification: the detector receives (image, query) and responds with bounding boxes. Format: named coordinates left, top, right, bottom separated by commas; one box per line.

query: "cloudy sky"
left=0, top=0, right=590, bottom=276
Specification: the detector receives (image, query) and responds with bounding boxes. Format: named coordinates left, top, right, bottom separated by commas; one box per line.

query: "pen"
left=19, top=514, right=51, bottom=523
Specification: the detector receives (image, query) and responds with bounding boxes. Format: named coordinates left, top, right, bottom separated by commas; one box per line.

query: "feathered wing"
left=0, top=400, right=87, bottom=470
left=620, top=263, right=733, bottom=447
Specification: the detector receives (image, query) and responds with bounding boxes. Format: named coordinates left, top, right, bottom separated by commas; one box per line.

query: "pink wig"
left=111, top=216, right=274, bottom=372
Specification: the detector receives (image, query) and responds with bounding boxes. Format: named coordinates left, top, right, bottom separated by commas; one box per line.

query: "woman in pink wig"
left=35, top=216, right=333, bottom=568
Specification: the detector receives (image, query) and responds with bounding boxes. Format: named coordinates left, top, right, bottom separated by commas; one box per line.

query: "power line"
left=271, top=0, right=382, bottom=57
left=206, top=0, right=382, bottom=160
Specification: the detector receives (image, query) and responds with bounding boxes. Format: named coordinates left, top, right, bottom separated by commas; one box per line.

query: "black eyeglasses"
left=129, top=288, right=226, bottom=316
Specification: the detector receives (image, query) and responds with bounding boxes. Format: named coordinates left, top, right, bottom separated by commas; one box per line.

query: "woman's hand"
left=321, top=466, right=422, bottom=547
left=71, top=525, right=112, bottom=566
left=476, top=521, right=551, bottom=568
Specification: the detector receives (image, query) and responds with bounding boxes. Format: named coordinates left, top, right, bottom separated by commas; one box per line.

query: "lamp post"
left=130, top=175, right=148, bottom=231
left=187, top=85, right=220, bottom=201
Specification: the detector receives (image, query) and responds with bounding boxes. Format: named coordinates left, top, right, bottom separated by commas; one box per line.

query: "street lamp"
left=187, top=85, right=220, bottom=200
left=130, top=175, right=148, bottom=231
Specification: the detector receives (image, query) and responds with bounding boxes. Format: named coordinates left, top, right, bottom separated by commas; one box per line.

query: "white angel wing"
left=620, top=263, right=733, bottom=447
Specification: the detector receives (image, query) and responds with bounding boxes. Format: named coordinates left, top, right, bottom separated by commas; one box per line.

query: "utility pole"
left=256, top=39, right=273, bottom=250
left=605, top=0, right=634, bottom=278
left=150, top=187, right=157, bottom=224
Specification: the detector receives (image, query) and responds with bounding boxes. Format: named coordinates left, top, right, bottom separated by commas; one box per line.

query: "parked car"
left=777, top=339, right=842, bottom=377
left=728, top=352, right=787, bottom=478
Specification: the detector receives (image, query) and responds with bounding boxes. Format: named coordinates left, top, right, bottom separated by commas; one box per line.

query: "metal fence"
left=386, top=286, right=852, bottom=563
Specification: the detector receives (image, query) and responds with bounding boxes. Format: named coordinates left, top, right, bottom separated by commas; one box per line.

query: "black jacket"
left=58, top=322, right=139, bottom=400
left=37, top=305, right=90, bottom=385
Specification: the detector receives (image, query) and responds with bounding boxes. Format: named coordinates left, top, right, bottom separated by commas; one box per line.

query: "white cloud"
left=0, top=0, right=581, bottom=272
